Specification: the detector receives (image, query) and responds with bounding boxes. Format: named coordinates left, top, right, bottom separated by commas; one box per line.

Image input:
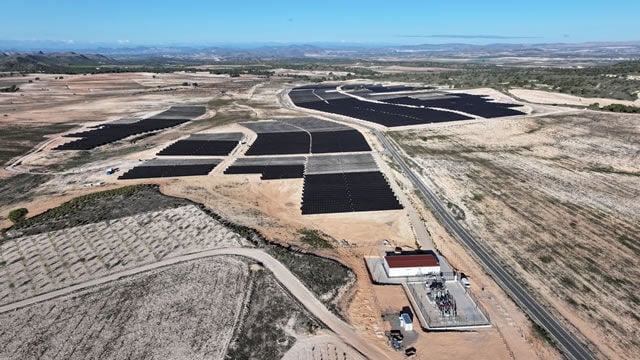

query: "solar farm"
left=226, top=118, right=403, bottom=215
left=111, top=115, right=402, bottom=215
left=55, top=106, right=207, bottom=150
left=224, top=156, right=306, bottom=180
left=240, top=117, right=371, bottom=155
left=118, top=158, right=222, bottom=179
left=157, top=132, right=244, bottom=156
left=289, top=84, right=526, bottom=127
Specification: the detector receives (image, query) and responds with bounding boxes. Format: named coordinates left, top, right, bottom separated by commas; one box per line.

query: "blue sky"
left=1, top=0, right=638, bottom=46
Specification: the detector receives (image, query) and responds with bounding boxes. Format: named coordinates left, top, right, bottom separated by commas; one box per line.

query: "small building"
left=383, top=249, right=440, bottom=278
left=398, top=312, right=413, bottom=331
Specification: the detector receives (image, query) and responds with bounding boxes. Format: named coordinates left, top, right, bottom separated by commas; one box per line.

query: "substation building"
left=383, top=248, right=440, bottom=278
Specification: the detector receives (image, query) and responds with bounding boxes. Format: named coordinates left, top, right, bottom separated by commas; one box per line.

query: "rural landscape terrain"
left=0, top=37, right=639, bottom=360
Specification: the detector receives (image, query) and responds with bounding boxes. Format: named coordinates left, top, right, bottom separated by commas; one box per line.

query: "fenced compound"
left=406, top=280, right=490, bottom=330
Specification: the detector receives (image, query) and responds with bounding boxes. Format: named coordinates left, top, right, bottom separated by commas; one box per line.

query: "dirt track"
left=0, top=247, right=390, bottom=360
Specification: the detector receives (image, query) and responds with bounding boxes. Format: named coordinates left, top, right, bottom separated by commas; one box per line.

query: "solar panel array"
left=223, top=156, right=306, bottom=180
left=245, top=132, right=311, bottom=155
left=311, top=130, right=371, bottom=153
left=242, top=118, right=370, bottom=155
left=55, top=106, right=206, bottom=150
left=290, top=90, right=471, bottom=127
left=383, top=94, right=525, bottom=118
left=157, top=133, right=243, bottom=156
left=301, top=171, right=403, bottom=214
left=224, top=165, right=305, bottom=180
left=118, top=159, right=220, bottom=179
left=290, top=84, right=525, bottom=126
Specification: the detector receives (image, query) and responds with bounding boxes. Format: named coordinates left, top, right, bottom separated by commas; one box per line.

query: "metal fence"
left=406, top=281, right=490, bottom=329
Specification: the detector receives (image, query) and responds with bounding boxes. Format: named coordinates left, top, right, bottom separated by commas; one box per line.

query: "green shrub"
left=8, top=208, right=28, bottom=223
left=299, top=229, right=333, bottom=249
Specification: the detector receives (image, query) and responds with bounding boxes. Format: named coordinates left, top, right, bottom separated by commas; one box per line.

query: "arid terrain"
left=390, top=110, right=640, bottom=359
left=0, top=255, right=320, bottom=359
left=2, top=68, right=636, bottom=359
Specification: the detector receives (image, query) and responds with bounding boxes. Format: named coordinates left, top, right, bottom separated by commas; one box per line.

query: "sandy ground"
left=392, top=111, right=640, bottom=359
left=509, top=88, right=640, bottom=106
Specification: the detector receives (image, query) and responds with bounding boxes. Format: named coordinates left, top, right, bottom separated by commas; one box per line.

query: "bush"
left=8, top=208, right=28, bottom=223
left=0, top=84, right=19, bottom=93
left=299, top=229, right=333, bottom=248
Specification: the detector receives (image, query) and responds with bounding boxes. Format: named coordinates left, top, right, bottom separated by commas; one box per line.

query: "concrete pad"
left=306, top=153, right=378, bottom=175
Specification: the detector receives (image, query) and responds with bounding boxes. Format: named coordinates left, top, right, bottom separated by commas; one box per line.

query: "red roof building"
left=383, top=251, right=440, bottom=277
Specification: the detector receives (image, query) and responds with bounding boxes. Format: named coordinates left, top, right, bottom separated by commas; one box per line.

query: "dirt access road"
left=0, top=247, right=390, bottom=360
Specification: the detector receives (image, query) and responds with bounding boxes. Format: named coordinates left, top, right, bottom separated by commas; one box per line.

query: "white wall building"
left=383, top=252, right=440, bottom=278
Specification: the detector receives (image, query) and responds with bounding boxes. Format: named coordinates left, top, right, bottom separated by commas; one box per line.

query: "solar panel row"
left=118, top=163, right=219, bottom=179
left=157, top=140, right=239, bottom=156
left=301, top=172, right=403, bottom=214
left=224, top=165, right=305, bottom=180
left=245, top=132, right=310, bottom=155
left=383, top=94, right=525, bottom=118
left=291, top=94, right=472, bottom=127
left=56, top=119, right=189, bottom=150
left=55, top=106, right=206, bottom=151
left=244, top=129, right=370, bottom=155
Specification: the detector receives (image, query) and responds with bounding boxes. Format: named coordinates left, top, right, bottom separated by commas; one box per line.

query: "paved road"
left=375, top=130, right=596, bottom=360
left=279, top=87, right=595, bottom=360
left=0, top=247, right=390, bottom=360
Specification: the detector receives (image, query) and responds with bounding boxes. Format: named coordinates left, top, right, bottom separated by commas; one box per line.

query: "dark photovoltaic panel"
left=118, top=164, right=219, bottom=179
left=295, top=96, right=472, bottom=127
left=118, top=159, right=220, bottom=179
left=157, top=140, right=239, bottom=156
left=311, top=130, right=371, bottom=153
left=301, top=171, right=403, bottom=214
left=244, top=132, right=310, bottom=155
left=224, top=165, right=305, bottom=180
left=55, top=106, right=206, bottom=151
left=383, top=94, right=525, bottom=118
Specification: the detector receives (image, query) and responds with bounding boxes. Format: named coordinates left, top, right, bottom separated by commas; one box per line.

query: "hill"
left=0, top=51, right=115, bottom=72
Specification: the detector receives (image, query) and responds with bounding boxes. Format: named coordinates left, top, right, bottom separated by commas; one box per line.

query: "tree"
left=8, top=208, right=28, bottom=224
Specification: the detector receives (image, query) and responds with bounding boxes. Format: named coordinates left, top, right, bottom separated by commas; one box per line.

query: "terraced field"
left=0, top=205, right=246, bottom=305
left=0, top=257, right=250, bottom=360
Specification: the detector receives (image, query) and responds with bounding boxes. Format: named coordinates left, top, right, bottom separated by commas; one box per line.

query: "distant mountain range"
left=0, top=51, right=114, bottom=72
left=1, top=41, right=639, bottom=69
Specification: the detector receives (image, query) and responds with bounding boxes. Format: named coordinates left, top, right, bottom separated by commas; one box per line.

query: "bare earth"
left=390, top=110, right=640, bottom=359
left=0, top=74, right=571, bottom=359
left=510, top=88, right=640, bottom=107
left=0, top=256, right=251, bottom=360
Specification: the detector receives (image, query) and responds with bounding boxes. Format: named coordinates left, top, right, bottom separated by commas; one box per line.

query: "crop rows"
left=0, top=205, right=245, bottom=305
